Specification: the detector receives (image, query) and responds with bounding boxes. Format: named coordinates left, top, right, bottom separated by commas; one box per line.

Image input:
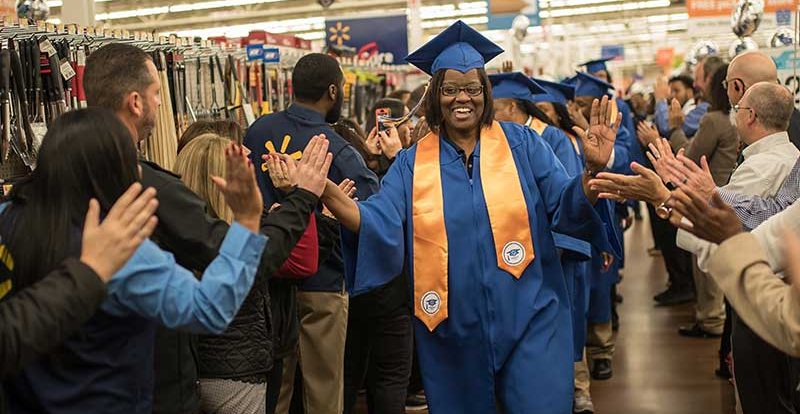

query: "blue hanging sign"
left=325, top=15, right=408, bottom=64
left=246, top=45, right=264, bottom=62
left=263, top=47, right=280, bottom=63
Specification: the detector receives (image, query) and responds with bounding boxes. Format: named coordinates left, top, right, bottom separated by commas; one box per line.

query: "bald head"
left=729, top=51, right=778, bottom=86
left=745, top=82, right=794, bottom=132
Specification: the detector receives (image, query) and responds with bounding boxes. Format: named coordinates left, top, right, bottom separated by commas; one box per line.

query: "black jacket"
left=789, top=108, right=800, bottom=151
left=196, top=191, right=318, bottom=383
left=139, top=161, right=318, bottom=414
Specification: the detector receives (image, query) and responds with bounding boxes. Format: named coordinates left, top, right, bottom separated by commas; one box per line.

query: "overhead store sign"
left=263, top=48, right=281, bottom=63
left=487, top=0, right=540, bottom=30
left=325, top=15, right=408, bottom=65
left=246, top=45, right=264, bottom=61
left=687, top=0, right=798, bottom=17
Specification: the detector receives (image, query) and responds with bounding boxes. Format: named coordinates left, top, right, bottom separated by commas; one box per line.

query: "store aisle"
left=591, top=212, right=737, bottom=414
left=356, top=211, right=737, bottom=414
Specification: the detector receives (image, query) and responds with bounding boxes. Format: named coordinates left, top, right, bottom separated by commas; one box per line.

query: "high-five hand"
left=573, top=95, right=622, bottom=173
left=212, top=143, right=263, bottom=233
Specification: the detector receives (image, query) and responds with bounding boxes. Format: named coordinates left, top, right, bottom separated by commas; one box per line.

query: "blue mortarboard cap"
left=405, top=20, right=504, bottom=76
left=575, top=72, right=614, bottom=98
left=562, top=75, right=578, bottom=86
left=531, top=78, right=575, bottom=104
left=579, top=57, right=614, bottom=74
left=488, top=72, right=546, bottom=102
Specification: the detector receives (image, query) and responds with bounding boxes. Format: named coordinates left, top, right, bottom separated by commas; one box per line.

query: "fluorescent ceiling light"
left=95, top=0, right=285, bottom=21
left=96, top=6, right=170, bottom=20
left=540, top=0, right=671, bottom=18
left=46, top=0, right=110, bottom=8
left=421, top=16, right=488, bottom=29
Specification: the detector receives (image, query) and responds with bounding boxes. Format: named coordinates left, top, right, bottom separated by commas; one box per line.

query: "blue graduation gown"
left=342, top=122, right=617, bottom=413
left=536, top=125, right=594, bottom=362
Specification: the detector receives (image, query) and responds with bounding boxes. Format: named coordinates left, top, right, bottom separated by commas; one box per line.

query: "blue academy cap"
left=488, top=72, right=546, bottom=102
left=405, top=20, right=504, bottom=76
left=579, top=57, right=614, bottom=74
left=561, top=75, right=578, bottom=86
left=531, top=78, right=575, bottom=104
left=574, top=72, right=614, bottom=98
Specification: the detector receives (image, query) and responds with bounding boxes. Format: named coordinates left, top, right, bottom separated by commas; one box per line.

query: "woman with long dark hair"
left=316, top=21, right=621, bottom=413
left=0, top=108, right=269, bottom=413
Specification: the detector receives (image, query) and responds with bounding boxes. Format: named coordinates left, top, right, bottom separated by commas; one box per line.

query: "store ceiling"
left=44, top=0, right=684, bottom=40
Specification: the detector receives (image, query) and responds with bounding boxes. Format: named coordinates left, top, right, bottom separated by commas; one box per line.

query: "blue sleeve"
left=341, top=151, right=408, bottom=296
left=719, top=159, right=800, bottom=231
left=654, top=100, right=670, bottom=136
left=524, top=129, right=622, bottom=259
left=542, top=127, right=583, bottom=177
left=682, top=102, right=708, bottom=138
left=618, top=99, right=636, bottom=140
left=102, top=223, right=268, bottom=334
left=331, top=145, right=381, bottom=201
left=610, top=126, right=632, bottom=175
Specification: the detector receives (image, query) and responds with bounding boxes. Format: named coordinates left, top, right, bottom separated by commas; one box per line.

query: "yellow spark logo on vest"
left=261, top=135, right=303, bottom=172
left=328, top=22, right=351, bottom=47
left=0, top=244, right=14, bottom=300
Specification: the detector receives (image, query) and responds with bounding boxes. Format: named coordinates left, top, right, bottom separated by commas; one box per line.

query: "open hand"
left=670, top=154, right=716, bottom=202
left=667, top=188, right=742, bottom=245
left=567, top=101, right=590, bottom=131
left=266, top=153, right=297, bottom=192
left=636, top=122, right=661, bottom=148
left=293, top=135, right=334, bottom=197
left=212, top=143, right=263, bottom=233
left=573, top=96, right=622, bottom=172
left=590, top=162, right=671, bottom=206
left=668, top=98, right=685, bottom=131
left=654, top=76, right=669, bottom=101
left=81, top=183, right=159, bottom=282
left=646, top=138, right=681, bottom=184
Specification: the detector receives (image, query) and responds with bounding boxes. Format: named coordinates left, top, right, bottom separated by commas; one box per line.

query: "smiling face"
left=439, top=69, right=486, bottom=135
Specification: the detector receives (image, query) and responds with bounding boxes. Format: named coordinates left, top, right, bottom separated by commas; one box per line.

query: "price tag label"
left=39, top=38, right=57, bottom=57
left=77, top=49, right=86, bottom=67
left=242, top=103, right=256, bottom=126
left=59, top=58, right=76, bottom=81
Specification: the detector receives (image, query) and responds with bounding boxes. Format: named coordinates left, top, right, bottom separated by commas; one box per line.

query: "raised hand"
left=212, top=143, right=263, bottom=233
left=646, top=138, right=681, bottom=184
left=293, top=135, right=334, bottom=197
left=80, top=183, right=159, bottom=282
left=670, top=154, right=716, bottom=202
left=567, top=101, right=590, bottom=131
left=589, top=162, right=671, bottom=206
left=668, top=98, right=685, bottom=131
left=654, top=76, right=669, bottom=101
left=377, top=127, right=403, bottom=160
left=266, top=153, right=297, bottom=193
left=668, top=188, right=742, bottom=245
left=636, top=122, right=661, bottom=148
left=574, top=95, right=622, bottom=173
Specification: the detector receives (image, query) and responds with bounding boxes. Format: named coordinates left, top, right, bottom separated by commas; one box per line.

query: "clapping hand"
left=636, top=122, right=661, bottom=148
left=668, top=98, right=685, bottom=131
left=646, top=138, right=681, bottom=184
left=322, top=179, right=357, bottom=219
left=212, top=143, right=263, bottom=233
left=266, top=153, right=297, bottom=193
left=589, top=162, right=671, bottom=206
left=263, top=135, right=333, bottom=198
left=573, top=95, right=622, bottom=173
left=667, top=187, right=742, bottom=245
left=567, top=101, right=590, bottom=131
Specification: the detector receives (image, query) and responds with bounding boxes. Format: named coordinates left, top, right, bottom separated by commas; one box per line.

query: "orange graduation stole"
left=412, top=122, right=535, bottom=332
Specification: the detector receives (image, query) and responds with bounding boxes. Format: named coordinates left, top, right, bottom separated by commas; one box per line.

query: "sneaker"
left=655, top=289, right=695, bottom=306
left=591, top=358, right=613, bottom=381
left=573, top=395, right=595, bottom=413
left=405, top=392, right=428, bottom=411
left=678, top=323, right=723, bottom=338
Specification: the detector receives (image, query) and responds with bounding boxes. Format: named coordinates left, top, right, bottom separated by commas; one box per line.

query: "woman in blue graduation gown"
left=321, top=21, right=622, bottom=414
left=489, top=72, right=594, bottom=364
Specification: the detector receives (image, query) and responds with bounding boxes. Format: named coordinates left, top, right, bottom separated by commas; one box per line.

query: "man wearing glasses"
left=723, top=51, right=800, bottom=150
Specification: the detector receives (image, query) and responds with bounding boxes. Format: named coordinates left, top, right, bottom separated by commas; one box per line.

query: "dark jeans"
left=343, top=312, right=413, bottom=414
left=720, top=299, right=733, bottom=367
left=649, top=209, right=693, bottom=292
left=266, top=359, right=283, bottom=414
left=733, top=311, right=800, bottom=414
left=646, top=204, right=661, bottom=249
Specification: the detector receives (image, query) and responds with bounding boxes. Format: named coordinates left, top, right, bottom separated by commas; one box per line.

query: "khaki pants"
left=574, top=353, right=592, bottom=399
left=275, top=290, right=349, bottom=414
left=587, top=321, right=615, bottom=361
left=693, top=259, right=725, bottom=334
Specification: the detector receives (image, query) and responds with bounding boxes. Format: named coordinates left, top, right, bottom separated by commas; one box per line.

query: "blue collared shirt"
left=102, top=222, right=267, bottom=334
left=719, top=157, right=800, bottom=231
left=654, top=100, right=709, bottom=138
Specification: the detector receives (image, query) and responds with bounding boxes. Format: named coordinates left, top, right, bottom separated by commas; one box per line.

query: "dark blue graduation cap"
left=561, top=75, right=578, bottom=86
left=579, top=57, right=614, bottom=74
left=488, top=72, right=546, bottom=102
left=574, top=72, right=614, bottom=98
left=531, top=78, right=575, bottom=104
left=405, top=20, right=504, bottom=76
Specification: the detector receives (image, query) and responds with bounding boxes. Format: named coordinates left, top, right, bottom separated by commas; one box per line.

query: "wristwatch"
left=655, top=198, right=673, bottom=220
left=665, top=181, right=677, bottom=191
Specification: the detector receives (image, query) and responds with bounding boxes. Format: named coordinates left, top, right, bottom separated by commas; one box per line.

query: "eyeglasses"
left=732, top=104, right=755, bottom=115
left=440, top=84, right=483, bottom=97
left=722, top=78, right=745, bottom=90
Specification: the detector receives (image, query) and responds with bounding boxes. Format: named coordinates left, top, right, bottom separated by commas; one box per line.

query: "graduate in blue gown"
left=579, top=57, right=637, bottom=139
left=489, top=72, right=593, bottom=363
left=320, top=21, right=623, bottom=414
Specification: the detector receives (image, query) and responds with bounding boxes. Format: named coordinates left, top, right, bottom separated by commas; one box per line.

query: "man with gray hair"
left=677, top=81, right=800, bottom=414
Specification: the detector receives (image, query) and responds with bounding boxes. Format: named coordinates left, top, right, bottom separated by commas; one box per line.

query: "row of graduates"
left=314, top=20, right=642, bottom=413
